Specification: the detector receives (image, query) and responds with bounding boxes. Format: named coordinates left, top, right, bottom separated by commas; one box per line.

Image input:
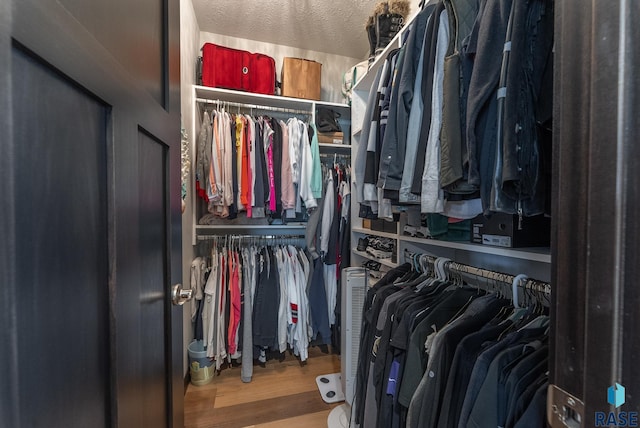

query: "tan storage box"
left=281, top=57, right=322, bottom=100
left=317, top=132, right=344, bottom=145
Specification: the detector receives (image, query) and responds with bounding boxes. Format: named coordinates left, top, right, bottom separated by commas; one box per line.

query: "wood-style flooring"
left=184, top=347, right=341, bottom=428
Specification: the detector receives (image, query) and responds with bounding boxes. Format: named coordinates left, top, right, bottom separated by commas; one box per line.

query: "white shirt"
left=299, top=120, right=317, bottom=210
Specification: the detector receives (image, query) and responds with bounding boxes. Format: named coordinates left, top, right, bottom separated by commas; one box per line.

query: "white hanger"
left=420, top=254, right=431, bottom=275
left=435, top=257, right=451, bottom=281
left=511, top=274, right=528, bottom=309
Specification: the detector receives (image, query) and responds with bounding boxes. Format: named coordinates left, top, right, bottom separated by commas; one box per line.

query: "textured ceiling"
left=191, top=0, right=385, bottom=59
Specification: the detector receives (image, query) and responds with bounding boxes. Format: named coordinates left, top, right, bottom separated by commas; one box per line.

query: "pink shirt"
left=279, top=120, right=296, bottom=210
left=267, top=134, right=276, bottom=212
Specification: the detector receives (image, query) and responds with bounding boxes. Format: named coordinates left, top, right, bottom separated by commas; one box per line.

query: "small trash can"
left=188, top=340, right=214, bottom=386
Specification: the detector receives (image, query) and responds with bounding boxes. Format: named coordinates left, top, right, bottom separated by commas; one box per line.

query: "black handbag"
left=315, top=107, right=342, bottom=133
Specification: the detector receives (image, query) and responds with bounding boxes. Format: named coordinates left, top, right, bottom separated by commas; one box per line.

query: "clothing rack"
left=196, top=97, right=311, bottom=116
left=196, top=234, right=306, bottom=247
left=403, top=249, right=551, bottom=297
left=319, top=152, right=350, bottom=164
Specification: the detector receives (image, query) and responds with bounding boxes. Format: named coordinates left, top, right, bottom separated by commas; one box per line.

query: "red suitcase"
left=201, top=43, right=276, bottom=95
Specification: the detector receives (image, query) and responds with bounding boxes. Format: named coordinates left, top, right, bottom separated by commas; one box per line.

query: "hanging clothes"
left=280, top=120, right=296, bottom=211
left=353, top=258, right=550, bottom=428
left=355, top=0, right=553, bottom=222
left=305, top=157, right=352, bottom=333
left=196, top=109, right=320, bottom=223
left=196, top=111, right=212, bottom=202
left=240, top=247, right=255, bottom=383
left=191, top=238, right=338, bottom=382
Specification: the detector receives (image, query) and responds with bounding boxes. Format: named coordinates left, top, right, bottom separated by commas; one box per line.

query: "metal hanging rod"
left=196, top=97, right=311, bottom=116
left=197, top=234, right=305, bottom=243
left=319, top=152, right=350, bottom=157
left=319, top=152, right=351, bottom=163
left=403, top=249, right=551, bottom=296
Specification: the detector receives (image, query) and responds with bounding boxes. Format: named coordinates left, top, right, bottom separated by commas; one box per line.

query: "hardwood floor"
left=184, top=347, right=342, bottom=428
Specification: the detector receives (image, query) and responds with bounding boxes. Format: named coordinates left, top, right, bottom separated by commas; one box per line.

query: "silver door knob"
left=171, top=284, right=193, bottom=306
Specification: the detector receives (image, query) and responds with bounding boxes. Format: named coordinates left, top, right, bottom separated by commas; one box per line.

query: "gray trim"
left=0, top=3, right=19, bottom=427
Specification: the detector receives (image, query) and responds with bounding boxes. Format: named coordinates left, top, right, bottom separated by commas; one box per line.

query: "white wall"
left=408, top=0, right=422, bottom=22
left=180, top=0, right=200, bottom=377
left=199, top=32, right=363, bottom=104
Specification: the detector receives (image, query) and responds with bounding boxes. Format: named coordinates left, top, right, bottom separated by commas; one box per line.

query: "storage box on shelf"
left=192, top=85, right=350, bottom=244
left=281, top=57, right=322, bottom=100
left=395, top=207, right=550, bottom=259
left=470, top=213, right=551, bottom=248
left=200, top=43, right=276, bottom=95
left=317, top=131, right=344, bottom=145
left=361, top=219, right=397, bottom=234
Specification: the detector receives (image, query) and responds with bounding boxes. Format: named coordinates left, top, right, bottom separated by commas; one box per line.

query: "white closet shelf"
left=353, top=226, right=550, bottom=263
left=352, top=227, right=398, bottom=239
left=400, top=235, right=551, bottom=263
left=352, top=249, right=398, bottom=268
left=195, top=85, right=350, bottom=113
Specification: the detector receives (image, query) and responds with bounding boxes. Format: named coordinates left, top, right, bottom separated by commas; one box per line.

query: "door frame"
left=551, top=0, right=640, bottom=425
left=0, top=1, right=19, bottom=424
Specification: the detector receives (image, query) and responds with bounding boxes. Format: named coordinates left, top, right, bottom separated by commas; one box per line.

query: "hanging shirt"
left=240, top=248, right=254, bottom=383
left=280, top=120, right=296, bottom=210
left=421, top=10, right=449, bottom=213
left=252, top=118, right=267, bottom=218
left=196, top=111, right=212, bottom=202
left=299, top=120, right=317, bottom=210
left=214, top=111, right=230, bottom=218
left=203, top=249, right=219, bottom=359
left=249, top=117, right=257, bottom=209
left=190, top=257, right=207, bottom=321
left=263, top=120, right=277, bottom=212
left=275, top=247, right=289, bottom=353
left=235, top=115, right=245, bottom=211
left=288, top=117, right=301, bottom=185
left=270, top=118, right=284, bottom=216
left=324, top=264, right=337, bottom=326
left=222, top=112, right=234, bottom=213
left=215, top=248, right=228, bottom=370
left=293, top=248, right=311, bottom=361
left=399, top=16, right=430, bottom=204
left=364, top=56, right=394, bottom=212
left=309, top=123, right=323, bottom=199
left=285, top=246, right=299, bottom=326
left=207, top=112, right=218, bottom=206
left=211, top=111, right=224, bottom=206
left=227, top=250, right=241, bottom=357
left=320, top=171, right=335, bottom=257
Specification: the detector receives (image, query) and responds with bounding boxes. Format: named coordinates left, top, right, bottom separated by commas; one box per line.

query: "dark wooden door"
left=550, top=0, right=640, bottom=426
left=0, top=0, right=183, bottom=427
